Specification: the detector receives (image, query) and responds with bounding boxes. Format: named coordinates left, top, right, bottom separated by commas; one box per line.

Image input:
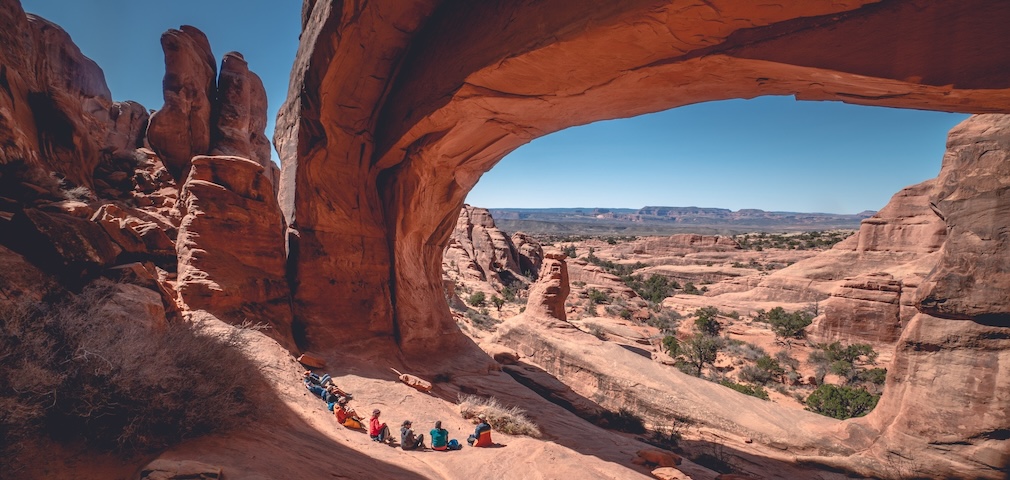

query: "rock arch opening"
left=274, top=1, right=1010, bottom=476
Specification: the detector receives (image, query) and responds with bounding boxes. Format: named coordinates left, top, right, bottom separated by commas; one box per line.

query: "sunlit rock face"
left=276, top=0, right=1010, bottom=475
left=276, top=0, right=1010, bottom=356
left=525, top=253, right=570, bottom=322
left=442, top=205, right=528, bottom=287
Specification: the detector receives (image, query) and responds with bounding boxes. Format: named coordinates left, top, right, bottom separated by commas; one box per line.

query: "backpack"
left=447, top=439, right=462, bottom=450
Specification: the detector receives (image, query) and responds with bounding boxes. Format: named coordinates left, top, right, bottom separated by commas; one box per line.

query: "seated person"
left=303, top=378, right=327, bottom=400
left=322, top=384, right=351, bottom=409
left=303, top=370, right=332, bottom=387
left=430, top=420, right=449, bottom=451
left=400, top=420, right=425, bottom=451
left=334, top=397, right=364, bottom=430
left=467, top=414, right=493, bottom=447
left=369, top=409, right=394, bottom=444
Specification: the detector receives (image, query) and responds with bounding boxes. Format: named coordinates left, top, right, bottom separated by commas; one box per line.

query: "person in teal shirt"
left=430, top=420, right=449, bottom=450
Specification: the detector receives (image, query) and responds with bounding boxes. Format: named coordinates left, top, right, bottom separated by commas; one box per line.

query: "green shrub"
left=648, top=309, right=682, bottom=333
left=467, top=291, right=486, bottom=307
left=588, top=288, right=610, bottom=304
left=719, top=380, right=769, bottom=400
left=805, top=384, right=880, bottom=419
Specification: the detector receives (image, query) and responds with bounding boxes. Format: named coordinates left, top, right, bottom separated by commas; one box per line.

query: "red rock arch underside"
left=275, top=1, right=1010, bottom=477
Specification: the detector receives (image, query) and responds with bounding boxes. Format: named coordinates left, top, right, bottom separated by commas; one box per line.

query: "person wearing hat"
left=369, top=409, right=394, bottom=444
left=334, top=397, right=364, bottom=430
left=467, top=413, right=493, bottom=447
left=400, top=419, right=425, bottom=451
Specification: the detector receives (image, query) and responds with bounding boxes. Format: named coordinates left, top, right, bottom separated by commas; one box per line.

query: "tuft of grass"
left=585, top=322, right=607, bottom=340
left=458, top=394, right=541, bottom=438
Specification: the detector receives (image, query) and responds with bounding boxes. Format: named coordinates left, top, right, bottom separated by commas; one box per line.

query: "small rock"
left=652, top=467, right=692, bottom=480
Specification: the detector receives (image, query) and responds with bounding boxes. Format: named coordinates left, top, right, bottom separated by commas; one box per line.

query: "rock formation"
left=175, top=155, right=293, bottom=347
left=146, top=26, right=216, bottom=180
left=525, top=252, right=571, bottom=322
left=836, top=115, right=1010, bottom=478
left=443, top=205, right=528, bottom=286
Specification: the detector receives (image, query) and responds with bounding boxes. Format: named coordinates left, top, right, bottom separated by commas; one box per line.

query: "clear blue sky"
left=22, top=1, right=968, bottom=214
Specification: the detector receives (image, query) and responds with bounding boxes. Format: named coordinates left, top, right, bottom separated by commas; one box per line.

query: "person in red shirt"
left=369, top=409, right=394, bottom=444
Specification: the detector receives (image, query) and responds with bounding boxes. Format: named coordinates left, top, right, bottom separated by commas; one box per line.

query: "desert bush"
left=0, top=283, right=256, bottom=473
left=739, top=355, right=785, bottom=385
left=467, top=291, right=486, bottom=307
left=648, top=309, right=682, bottom=333
left=458, top=394, right=540, bottom=437
left=587, top=288, right=610, bottom=305
left=598, top=407, right=646, bottom=434
left=585, top=322, right=607, bottom=340
left=725, top=341, right=766, bottom=362
left=805, top=384, right=880, bottom=419
left=465, top=310, right=500, bottom=330
left=719, top=380, right=769, bottom=400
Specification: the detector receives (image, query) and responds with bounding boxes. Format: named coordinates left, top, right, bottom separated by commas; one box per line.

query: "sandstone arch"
left=274, top=1, right=1010, bottom=477
left=275, top=0, right=1010, bottom=354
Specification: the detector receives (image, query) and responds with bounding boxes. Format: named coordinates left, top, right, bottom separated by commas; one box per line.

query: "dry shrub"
left=0, top=282, right=257, bottom=473
left=458, top=394, right=541, bottom=438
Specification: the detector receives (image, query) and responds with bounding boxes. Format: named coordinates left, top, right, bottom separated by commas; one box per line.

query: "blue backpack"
left=447, top=439, right=462, bottom=450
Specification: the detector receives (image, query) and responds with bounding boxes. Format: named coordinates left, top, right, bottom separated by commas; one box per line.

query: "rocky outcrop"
left=916, top=115, right=1010, bottom=322
left=443, top=205, right=525, bottom=286
left=175, top=155, right=293, bottom=348
left=808, top=273, right=904, bottom=347
left=850, top=179, right=946, bottom=254
left=147, top=28, right=274, bottom=182
left=210, top=52, right=271, bottom=169
left=0, top=2, right=148, bottom=192
left=618, top=234, right=741, bottom=257
left=525, top=253, right=570, bottom=322
left=146, top=26, right=216, bottom=180
left=567, top=258, right=638, bottom=301
left=511, top=232, right=543, bottom=278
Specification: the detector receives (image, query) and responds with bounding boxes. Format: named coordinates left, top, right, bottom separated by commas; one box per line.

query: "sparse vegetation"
left=0, top=282, right=256, bottom=473
left=458, top=394, right=541, bottom=437
left=735, top=230, right=855, bottom=251
left=598, top=407, right=646, bottom=434
left=467, top=291, right=486, bottom=307
left=756, top=306, right=814, bottom=345
left=587, top=288, right=610, bottom=305
left=465, top=310, right=500, bottom=330
left=693, top=306, right=722, bottom=336
left=805, top=384, right=880, bottom=419
left=585, top=322, right=607, bottom=340
left=719, top=380, right=770, bottom=400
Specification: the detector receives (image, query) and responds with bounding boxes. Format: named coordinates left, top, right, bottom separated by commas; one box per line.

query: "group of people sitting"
left=302, top=370, right=493, bottom=451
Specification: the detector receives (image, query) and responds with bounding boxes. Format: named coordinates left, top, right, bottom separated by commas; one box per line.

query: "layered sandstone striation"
left=442, top=205, right=539, bottom=286
left=175, top=155, right=293, bottom=347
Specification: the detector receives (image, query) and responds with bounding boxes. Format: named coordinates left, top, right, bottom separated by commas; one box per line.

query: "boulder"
left=652, top=467, right=692, bottom=480
left=636, top=448, right=682, bottom=467
left=511, top=232, right=543, bottom=278
left=175, top=155, right=293, bottom=348
left=5, top=208, right=119, bottom=278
